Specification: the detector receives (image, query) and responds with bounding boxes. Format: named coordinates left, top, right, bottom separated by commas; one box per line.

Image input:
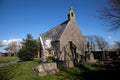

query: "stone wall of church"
left=59, top=20, right=85, bottom=55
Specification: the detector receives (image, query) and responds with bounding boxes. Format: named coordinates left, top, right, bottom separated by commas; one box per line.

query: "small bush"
left=18, top=48, right=35, bottom=61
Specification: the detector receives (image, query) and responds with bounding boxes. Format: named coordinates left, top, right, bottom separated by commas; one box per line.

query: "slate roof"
left=41, top=20, right=69, bottom=42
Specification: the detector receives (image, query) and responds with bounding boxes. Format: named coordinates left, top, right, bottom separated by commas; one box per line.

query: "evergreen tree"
left=18, top=34, right=38, bottom=61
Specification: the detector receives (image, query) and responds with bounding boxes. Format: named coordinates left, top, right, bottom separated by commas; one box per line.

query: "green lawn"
left=0, top=58, right=119, bottom=80
left=0, top=59, right=104, bottom=80
left=0, top=59, right=39, bottom=80
left=0, top=56, right=19, bottom=64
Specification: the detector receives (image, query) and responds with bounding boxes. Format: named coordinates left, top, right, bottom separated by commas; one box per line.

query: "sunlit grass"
left=0, top=60, right=40, bottom=80
left=0, top=60, right=86, bottom=80
left=0, top=56, right=19, bottom=64
left=0, top=59, right=107, bottom=80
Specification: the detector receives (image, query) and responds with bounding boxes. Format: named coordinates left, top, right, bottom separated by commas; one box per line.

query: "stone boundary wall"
left=33, top=62, right=59, bottom=76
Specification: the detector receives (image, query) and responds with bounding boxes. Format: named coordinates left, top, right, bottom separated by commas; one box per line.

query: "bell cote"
left=68, top=7, right=75, bottom=21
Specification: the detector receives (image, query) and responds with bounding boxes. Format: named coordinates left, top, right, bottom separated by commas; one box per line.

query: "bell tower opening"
left=71, top=12, right=74, bottom=17
left=68, top=7, right=75, bottom=20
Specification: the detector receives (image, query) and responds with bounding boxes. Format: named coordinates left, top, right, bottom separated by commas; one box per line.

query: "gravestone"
left=33, top=62, right=59, bottom=76
left=86, top=42, right=96, bottom=63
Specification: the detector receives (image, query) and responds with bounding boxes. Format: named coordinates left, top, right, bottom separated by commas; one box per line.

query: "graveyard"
left=0, top=10, right=120, bottom=78
left=0, top=0, right=120, bottom=80
left=0, top=56, right=120, bottom=80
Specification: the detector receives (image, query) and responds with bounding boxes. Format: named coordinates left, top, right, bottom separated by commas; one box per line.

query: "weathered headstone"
left=86, top=42, right=96, bottom=63
left=33, top=62, right=59, bottom=76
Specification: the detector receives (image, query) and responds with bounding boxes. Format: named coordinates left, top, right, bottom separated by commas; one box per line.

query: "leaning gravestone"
left=87, top=52, right=96, bottom=63
left=86, top=42, right=96, bottom=63
left=33, top=62, right=59, bottom=76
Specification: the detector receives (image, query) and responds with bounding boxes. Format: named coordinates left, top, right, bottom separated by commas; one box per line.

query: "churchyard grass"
left=77, top=62, right=105, bottom=71
left=1, top=59, right=118, bottom=80
left=0, top=59, right=105, bottom=80
left=0, top=59, right=40, bottom=80
left=0, top=56, right=19, bottom=64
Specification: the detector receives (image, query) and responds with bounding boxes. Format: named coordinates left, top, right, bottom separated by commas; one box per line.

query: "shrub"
left=18, top=34, right=38, bottom=61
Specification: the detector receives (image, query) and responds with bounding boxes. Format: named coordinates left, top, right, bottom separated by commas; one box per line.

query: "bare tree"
left=5, top=41, right=20, bottom=56
left=85, top=35, right=110, bottom=60
left=94, top=36, right=109, bottom=51
left=0, top=40, right=4, bottom=47
left=98, top=0, right=120, bottom=31
left=113, top=41, right=120, bottom=50
left=84, top=35, right=96, bottom=51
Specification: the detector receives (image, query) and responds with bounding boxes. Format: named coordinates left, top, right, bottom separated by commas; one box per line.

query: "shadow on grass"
left=58, top=67, right=85, bottom=80
left=59, top=60, right=120, bottom=80
left=81, top=70, right=120, bottom=80
left=78, top=60, right=120, bottom=80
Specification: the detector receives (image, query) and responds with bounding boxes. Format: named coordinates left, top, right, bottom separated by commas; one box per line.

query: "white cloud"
left=2, top=40, right=8, bottom=45
left=8, top=39, right=22, bottom=43
left=3, top=40, right=7, bottom=43
left=1, top=39, right=22, bottom=46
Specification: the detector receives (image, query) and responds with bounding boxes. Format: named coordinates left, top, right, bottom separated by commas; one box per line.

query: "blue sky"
left=0, top=0, right=120, bottom=45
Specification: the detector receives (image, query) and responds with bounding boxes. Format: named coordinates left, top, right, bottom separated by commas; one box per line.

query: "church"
left=39, top=7, right=85, bottom=65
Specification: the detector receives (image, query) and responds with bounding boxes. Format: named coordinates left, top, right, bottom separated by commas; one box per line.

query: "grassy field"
left=0, top=59, right=82, bottom=80
left=0, top=57, right=119, bottom=80
left=0, top=59, right=104, bottom=80
left=0, top=56, right=19, bottom=64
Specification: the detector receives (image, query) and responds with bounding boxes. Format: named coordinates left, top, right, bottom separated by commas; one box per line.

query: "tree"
left=84, top=35, right=109, bottom=51
left=84, top=35, right=96, bottom=51
left=113, top=41, right=120, bottom=50
left=0, top=40, right=5, bottom=47
left=94, top=36, right=109, bottom=51
left=0, top=40, right=3, bottom=47
left=4, top=41, right=19, bottom=56
left=18, top=34, right=38, bottom=61
left=98, top=0, right=120, bottom=31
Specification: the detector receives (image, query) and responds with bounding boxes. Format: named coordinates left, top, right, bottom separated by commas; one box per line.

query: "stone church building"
left=39, top=7, right=85, bottom=66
